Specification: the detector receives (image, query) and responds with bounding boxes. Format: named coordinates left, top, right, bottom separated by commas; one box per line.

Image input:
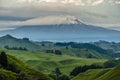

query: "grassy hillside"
left=96, top=65, right=120, bottom=80
left=72, top=69, right=110, bottom=80
left=0, top=69, right=16, bottom=80
left=72, top=64, right=120, bottom=80
left=0, top=35, right=111, bottom=59
left=41, top=42, right=111, bottom=59
left=93, top=41, right=120, bottom=53
left=6, top=50, right=107, bottom=75
left=60, top=48, right=110, bottom=59
left=0, top=35, right=41, bottom=51
left=92, top=41, right=120, bottom=58
left=0, top=51, right=52, bottom=80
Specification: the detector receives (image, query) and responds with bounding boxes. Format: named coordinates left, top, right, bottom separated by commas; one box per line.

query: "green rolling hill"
left=59, top=48, right=110, bottom=59
left=0, top=35, right=41, bottom=51
left=0, top=51, right=52, bottom=80
left=0, top=35, right=118, bottom=80
left=0, top=35, right=111, bottom=59
left=96, top=65, right=120, bottom=80
left=93, top=41, right=120, bottom=53
left=72, top=64, right=120, bottom=80
left=5, top=50, right=107, bottom=75
left=72, top=69, right=110, bottom=80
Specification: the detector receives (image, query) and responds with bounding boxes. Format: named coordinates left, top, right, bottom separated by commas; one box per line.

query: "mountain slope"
left=0, top=35, right=41, bottom=50
left=92, top=41, right=120, bottom=53
left=0, top=22, right=120, bottom=42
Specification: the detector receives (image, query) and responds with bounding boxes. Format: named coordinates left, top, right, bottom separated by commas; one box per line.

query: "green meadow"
left=6, top=50, right=107, bottom=75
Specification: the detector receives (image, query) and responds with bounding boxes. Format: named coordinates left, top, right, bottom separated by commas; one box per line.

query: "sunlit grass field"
left=6, top=50, right=107, bottom=75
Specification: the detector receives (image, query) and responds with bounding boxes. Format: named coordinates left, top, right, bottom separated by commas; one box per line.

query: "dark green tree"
left=54, top=68, right=62, bottom=76
left=7, top=63, right=20, bottom=73
left=54, top=50, right=62, bottom=55
left=49, top=68, right=62, bottom=80
left=66, top=46, right=69, bottom=50
left=0, top=74, right=5, bottom=80
left=70, top=64, right=102, bottom=76
left=0, top=51, right=8, bottom=68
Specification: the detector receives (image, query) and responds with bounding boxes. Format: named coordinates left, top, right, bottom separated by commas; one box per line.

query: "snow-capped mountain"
left=0, top=20, right=120, bottom=42
left=0, top=15, right=119, bottom=42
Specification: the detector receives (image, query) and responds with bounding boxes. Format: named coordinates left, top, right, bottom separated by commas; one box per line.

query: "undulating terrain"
left=0, top=0, right=120, bottom=80
left=0, top=35, right=120, bottom=80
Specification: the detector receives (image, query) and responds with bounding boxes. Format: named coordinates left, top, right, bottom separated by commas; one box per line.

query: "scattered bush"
left=49, top=68, right=70, bottom=80
left=45, top=50, right=62, bottom=55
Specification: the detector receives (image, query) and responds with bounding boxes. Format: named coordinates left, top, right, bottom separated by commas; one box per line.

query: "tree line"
left=49, top=64, right=103, bottom=80
left=4, top=45, right=28, bottom=51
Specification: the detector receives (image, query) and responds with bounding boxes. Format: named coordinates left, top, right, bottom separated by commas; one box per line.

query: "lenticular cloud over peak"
left=22, top=15, right=82, bottom=25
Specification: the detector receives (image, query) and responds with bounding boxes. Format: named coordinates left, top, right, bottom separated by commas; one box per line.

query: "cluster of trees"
left=49, top=61, right=119, bottom=80
left=22, top=38, right=29, bottom=41
left=46, top=50, right=62, bottom=55
left=49, top=68, right=70, bottom=80
left=70, top=64, right=103, bottom=76
left=4, top=46, right=28, bottom=51
left=49, top=64, right=102, bottom=80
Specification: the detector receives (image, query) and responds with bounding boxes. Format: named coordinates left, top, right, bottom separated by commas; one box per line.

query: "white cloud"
left=4, top=0, right=104, bottom=7
left=0, top=0, right=120, bottom=31
left=1, top=0, right=119, bottom=8
left=115, top=0, right=120, bottom=4
left=0, top=15, right=81, bottom=27
left=22, top=15, right=78, bottom=25
left=91, top=0, right=104, bottom=6
left=0, top=15, right=120, bottom=30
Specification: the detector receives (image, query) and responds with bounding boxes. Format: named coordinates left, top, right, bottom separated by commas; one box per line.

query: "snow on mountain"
left=1, top=23, right=120, bottom=42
